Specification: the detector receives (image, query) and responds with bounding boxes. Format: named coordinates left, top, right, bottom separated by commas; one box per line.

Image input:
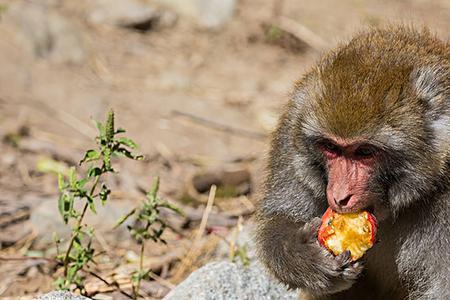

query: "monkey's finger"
left=336, top=250, right=352, bottom=268
left=309, top=217, right=322, bottom=229
left=302, top=217, right=321, bottom=233
left=342, top=261, right=364, bottom=281
left=301, top=218, right=322, bottom=241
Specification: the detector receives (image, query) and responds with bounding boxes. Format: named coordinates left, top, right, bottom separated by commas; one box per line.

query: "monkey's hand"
left=256, top=216, right=363, bottom=295
left=301, top=218, right=364, bottom=294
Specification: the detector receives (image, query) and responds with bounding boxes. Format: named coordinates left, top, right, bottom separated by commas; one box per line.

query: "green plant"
left=0, top=4, right=8, bottom=20
left=231, top=243, right=250, bottom=267
left=265, top=24, right=283, bottom=42
left=55, top=110, right=143, bottom=292
left=227, top=217, right=250, bottom=267
left=116, top=176, right=182, bottom=299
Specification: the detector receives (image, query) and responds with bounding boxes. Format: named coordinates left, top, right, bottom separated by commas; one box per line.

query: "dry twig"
left=173, top=185, right=217, bottom=280
left=171, top=110, right=266, bottom=140
left=277, top=16, right=329, bottom=51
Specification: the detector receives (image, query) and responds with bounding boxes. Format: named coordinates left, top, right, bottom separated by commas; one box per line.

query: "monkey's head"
left=268, top=28, right=450, bottom=221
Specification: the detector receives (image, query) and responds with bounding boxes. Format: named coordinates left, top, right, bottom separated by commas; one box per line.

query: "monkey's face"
left=316, top=137, right=382, bottom=216
left=286, top=45, right=449, bottom=221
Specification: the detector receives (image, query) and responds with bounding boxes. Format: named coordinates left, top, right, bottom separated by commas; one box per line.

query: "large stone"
left=155, top=0, right=235, bottom=29
left=163, top=261, right=298, bottom=300
left=87, top=0, right=158, bottom=28
left=197, top=0, right=236, bottom=29
left=37, top=291, right=90, bottom=300
left=5, top=2, right=86, bottom=64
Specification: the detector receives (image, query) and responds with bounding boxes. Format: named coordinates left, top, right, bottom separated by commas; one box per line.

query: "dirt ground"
left=1, top=0, right=450, bottom=298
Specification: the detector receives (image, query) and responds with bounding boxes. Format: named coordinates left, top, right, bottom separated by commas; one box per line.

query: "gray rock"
left=37, top=291, right=90, bottom=300
left=155, top=0, right=235, bottom=29
left=5, top=2, right=86, bottom=64
left=27, top=0, right=63, bottom=8
left=163, top=261, right=298, bottom=300
left=7, top=3, right=52, bottom=58
left=47, top=13, right=86, bottom=64
left=197, top=0, right=235, bottom=29
left=87, top=0, right=158, bottom=28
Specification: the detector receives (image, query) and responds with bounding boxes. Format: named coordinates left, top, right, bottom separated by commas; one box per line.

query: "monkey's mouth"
left=366, top=206, right=375, bottom=215
left=333, top=205, right=376, bottom=216
left=358, top=205, right=387, bottom=222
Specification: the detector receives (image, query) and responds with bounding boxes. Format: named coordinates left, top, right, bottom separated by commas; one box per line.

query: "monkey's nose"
left=334, top=194, right=353, bottom=207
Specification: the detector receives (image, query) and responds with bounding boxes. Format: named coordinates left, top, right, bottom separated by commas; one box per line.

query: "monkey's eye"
left=318, top=140, right=340, bottom=155
left=354, top=145, right=378, bottom=159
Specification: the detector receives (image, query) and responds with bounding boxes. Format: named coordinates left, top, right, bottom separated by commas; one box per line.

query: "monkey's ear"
left=291, top=73, right=323, bottom=108
left=411, top=65, right=450, bottom=154
left=291, top=84, right=312, bottom=109
left=412, top=65, right=448, bottom=112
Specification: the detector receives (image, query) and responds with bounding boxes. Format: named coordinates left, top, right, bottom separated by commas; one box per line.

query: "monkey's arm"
left=397, top=200, right=450, bottom=300
left=255, top=213, right=363, bottom=296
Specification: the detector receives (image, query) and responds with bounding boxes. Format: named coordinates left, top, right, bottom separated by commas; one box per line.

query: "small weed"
left=55, top=110, right=143, bottom=292
left=116, top=176, right=183, bottom=299
left=228, top=217, right=251, bottom=267
left=0, top=4, right=8, bottom=20
left=232, top=243, right=250, bottom=267
left=265, top=24, right=283, bottom=42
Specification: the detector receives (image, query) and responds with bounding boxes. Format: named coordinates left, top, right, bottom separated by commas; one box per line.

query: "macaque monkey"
left=255, top=27, right=450, bottom=299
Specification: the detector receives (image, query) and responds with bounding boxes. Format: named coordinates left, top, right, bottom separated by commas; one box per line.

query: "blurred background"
left=1, top=0, right=450, bottom=299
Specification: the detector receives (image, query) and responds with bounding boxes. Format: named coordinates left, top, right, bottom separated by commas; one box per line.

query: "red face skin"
left=318, top=138, right=379, bottom=214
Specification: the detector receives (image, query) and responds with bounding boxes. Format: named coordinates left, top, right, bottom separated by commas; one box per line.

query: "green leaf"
left=160, top=201, right=184, bottom=216
left=116, top=137, right=138, bottom=149
left=131, top=271, right=140, bottom=283
left=115, top=128, right=126, bottom=134
left=58, top=173, right=65, bottom=191
left=152, top=226, right=164, bottom=239
left=37, top=158, right=68, bottom=175
left=99, top=183, right=110, bottom=205
left=54, top=277, right=67, bottom=290
left=148, top=176, right=160, bottom=200
left=85, top=226, right=94, bottom=237
left=58, top=194, right=67, bottom=223
left=140, top=269, right=152, bottom=281
left=94, top=120, right=105, bottom=138
left=114, top=208, right=136, bottom=229
left=86, top=195, right=96, bottom=214
left=68, top=167, right=77, bottom=188
left=58, top=193, right=74, bottom=224
left=88, top=166, right=102, bottom=178
left=236, top=244, right=250, bottom=267
left=80, top=149, right=101, bottom=165
left=77, top=178, right=89, bottom=189
left=114, top=147, right=144, bottom=161
left=67, top=265, right=78, bottom=281
left=73, top=235, right=83, bottom=249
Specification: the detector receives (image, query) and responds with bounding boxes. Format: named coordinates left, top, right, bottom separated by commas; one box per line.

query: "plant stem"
left=63, top=174, right=101, bottom=277
left=88, top=271, right=133, bottom=299
left=134, top=242, right=145, bottom=299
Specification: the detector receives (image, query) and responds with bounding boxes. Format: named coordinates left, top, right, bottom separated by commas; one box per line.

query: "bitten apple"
left=318, top=208, right=377, bottom=261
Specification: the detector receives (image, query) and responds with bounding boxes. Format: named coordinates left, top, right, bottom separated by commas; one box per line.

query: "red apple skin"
left=317, top=208, right=334, bottom=248
left=317, top=207, right=377, bottom=260
left=366, top=212, right=378, bottom=243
